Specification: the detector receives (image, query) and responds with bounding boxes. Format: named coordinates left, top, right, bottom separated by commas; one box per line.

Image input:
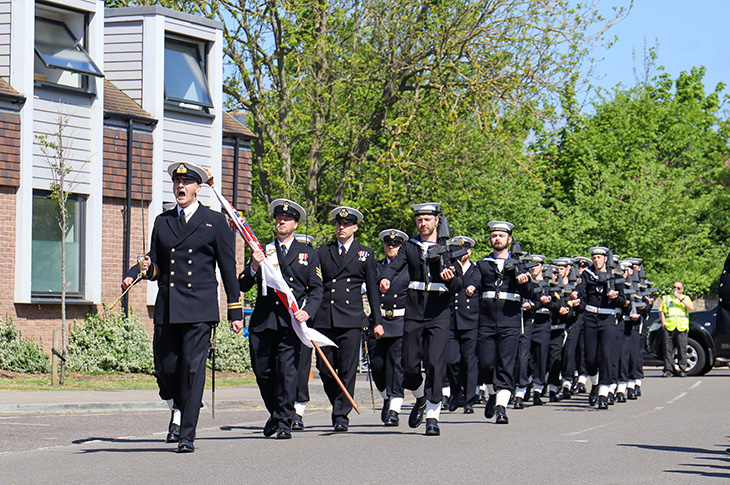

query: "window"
left=164, top=37, right=213, bottom=110
left=34, top=15, right=103, bottom=91
left=31, top=191, right=86, bottom=299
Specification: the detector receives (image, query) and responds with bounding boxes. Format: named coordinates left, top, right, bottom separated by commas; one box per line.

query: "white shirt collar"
left=338, top=239, right=354, bottom=253
left=178, top=201, right=200, bottom=222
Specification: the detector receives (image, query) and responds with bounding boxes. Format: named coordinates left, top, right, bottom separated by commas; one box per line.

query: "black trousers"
left=446, top=327, right=479, bottom=404
left=547, top=328, right=565, bottom=387
left=403, top=317, right=450, bottom=403
left=369, top=334, right=405, bottom=399
left=618, top=320, right=634, bottom=382
left=514, top=320, right=533, bottom=389
left=153, top=322, right=212, bottom=442
left=316, top=327, right=361, bottom=424
left=249, top=328, right=299, bottom=429
left=562, top=319, right=583, bottom=379
left=583, top=313, right=618, bottom=386
left=478, top=321, right=521, bottom=393
left=295, top=344, right=312, bottom=404
left=530, top=322, right=550, bottom=387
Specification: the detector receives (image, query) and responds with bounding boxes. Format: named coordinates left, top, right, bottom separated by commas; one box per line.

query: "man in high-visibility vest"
left=659, top=281, right=695, bottom=377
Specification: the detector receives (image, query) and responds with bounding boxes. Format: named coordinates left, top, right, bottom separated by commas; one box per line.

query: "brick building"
left=0, top=1, right=254, bottom=351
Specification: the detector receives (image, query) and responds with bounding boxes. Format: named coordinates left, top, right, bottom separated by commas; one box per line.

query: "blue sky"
left=588, top=0, right=730, bottom=97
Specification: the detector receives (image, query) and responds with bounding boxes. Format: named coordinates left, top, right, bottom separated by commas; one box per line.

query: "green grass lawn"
left=0, top=371, right=255, bottom=391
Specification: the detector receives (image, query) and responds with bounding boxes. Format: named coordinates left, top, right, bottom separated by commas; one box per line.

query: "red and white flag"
left=208, top=183, right=335, bottom=348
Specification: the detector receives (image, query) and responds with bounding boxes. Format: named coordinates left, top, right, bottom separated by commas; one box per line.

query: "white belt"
left=482, top=291, right=521, bottom=302
left=536, top=308, right=551, bottom=314
left=381, top=308, right=406, bottom=318
left=408, top=281, right=448, bottom=292
left=551, top=324, right=566, bottom=330
left=585, top=305, right=615, bottom=315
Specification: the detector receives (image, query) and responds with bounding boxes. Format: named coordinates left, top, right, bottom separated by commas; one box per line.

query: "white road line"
left=0, top=422, right=51, bottom=427
left=666, top=392, right=687, bottom=404
left=563, top=422, right=613, bottom=436
left=689, top=380, right=702, bottom=390
left=632, top=406, right=663, bottom=419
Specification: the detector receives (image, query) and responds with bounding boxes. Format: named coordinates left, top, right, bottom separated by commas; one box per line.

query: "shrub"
left=0, top=315, right=50, bottom=374
left=68, top=309, right=154, bottom=374
left=210, top=320, right=251, bottom=373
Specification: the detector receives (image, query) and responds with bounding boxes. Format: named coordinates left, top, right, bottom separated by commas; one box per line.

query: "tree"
left=36, top=111, right=85, bottom=384
left=533, top=66, right=730, bottom=295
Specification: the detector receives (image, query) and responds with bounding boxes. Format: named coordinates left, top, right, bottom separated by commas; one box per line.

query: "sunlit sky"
left=588, top=0, right=730, bottom=98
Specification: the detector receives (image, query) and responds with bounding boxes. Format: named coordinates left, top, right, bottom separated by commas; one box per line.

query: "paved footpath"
left=1, top=369, right=729, bottom=484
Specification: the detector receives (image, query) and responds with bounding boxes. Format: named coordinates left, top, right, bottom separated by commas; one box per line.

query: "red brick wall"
left=103, top=127, right=153, bottom=201
left=221, top=141, right=252, bottom=212
left=0, top=112, right=21, bottom=187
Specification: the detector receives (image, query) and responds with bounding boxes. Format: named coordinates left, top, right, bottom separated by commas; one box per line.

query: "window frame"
left=30, top=190, right=87, bottom=301
left=33, top=5, right=103, bottom=94
left=164, top=36, right=215, bottom=111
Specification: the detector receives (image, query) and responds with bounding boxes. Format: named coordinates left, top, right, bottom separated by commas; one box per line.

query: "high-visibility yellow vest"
left=660, top=295, right=690, bottom=332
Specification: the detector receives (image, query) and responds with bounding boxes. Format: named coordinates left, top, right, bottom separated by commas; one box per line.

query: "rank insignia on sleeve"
left=316, top=266, right=322, bottom=280
left=298, top=253, right=309, bottom=265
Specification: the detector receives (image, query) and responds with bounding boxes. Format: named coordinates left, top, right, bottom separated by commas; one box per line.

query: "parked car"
left=645, top=306, right=730, bottom=376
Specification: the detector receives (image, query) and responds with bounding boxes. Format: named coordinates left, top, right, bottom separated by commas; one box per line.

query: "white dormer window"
left=164, top=37, right=213, bottom=110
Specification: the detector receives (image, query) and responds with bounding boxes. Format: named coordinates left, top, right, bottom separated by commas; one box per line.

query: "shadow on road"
left=618, top=443, right=730, bottom=479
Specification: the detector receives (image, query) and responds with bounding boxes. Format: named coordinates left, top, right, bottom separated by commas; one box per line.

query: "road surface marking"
left=563, top=422, right=613, bottom=436
left=689, top=380, right=702, bottom=390
left=633, top=406, right=663, bottom=418
left=666, top=392, right=687, bottom=404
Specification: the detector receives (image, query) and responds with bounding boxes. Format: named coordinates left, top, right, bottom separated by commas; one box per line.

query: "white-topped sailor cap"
left=488, top=221, right=514, bottom=234
left=293, top=233, right=315, bottom=245
left=447, top=236, right=476, bottom=249
left=410, top=202, right=441, bottom=216
left=379, top=229, right=408, bottom=244
left=269, top=198, right=306, bottom=221
left=167, top=161, right=208, bottom=185
left=573, top=256, right=592, bottom=267
left=330, top=206, right=363, bottom=224
left=523, top=254, right=546, bottom=263
left=551, top=257, right=571, bottom=267
left=626, top=257, right=643, bottom=266
left=589, top=246, right=609, bottom=256
left=618, top=259, right=632, bottom=270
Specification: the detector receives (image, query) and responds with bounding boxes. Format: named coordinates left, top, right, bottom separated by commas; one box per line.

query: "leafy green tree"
left=533, top=66, right=730, bottom=295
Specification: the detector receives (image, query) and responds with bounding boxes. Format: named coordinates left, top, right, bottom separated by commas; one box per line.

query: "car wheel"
left=679, top=337, right=707, bottom=376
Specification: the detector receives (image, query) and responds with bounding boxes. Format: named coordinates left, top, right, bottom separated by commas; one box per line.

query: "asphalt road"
left=1, top=368, right=729, bottom=484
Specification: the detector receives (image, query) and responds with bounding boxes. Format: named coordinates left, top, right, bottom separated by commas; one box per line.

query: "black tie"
left=180, top=210, right=186, bottom=228
left=340, top=246, right=347, bottom=258
left=281, top=244, right=288, bottom=258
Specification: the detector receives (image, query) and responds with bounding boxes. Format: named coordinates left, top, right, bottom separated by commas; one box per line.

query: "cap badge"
left=339, top=208, right=348, bottom=218
left=177, top=163, right=187, bottom=174
left=283, top=201, right=290, bottom=212
left=390, top=230, right=396, bottom=238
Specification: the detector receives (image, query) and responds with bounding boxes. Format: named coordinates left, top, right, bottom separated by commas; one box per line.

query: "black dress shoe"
left=616, top=392, right=626, bottom=403
left=166, top=423, right=180, bottom=443
left=597, top=395, right=608, bottom=410
left=607, top=392, right=615, bottom=405
left=275, top=427, right=292, bottom=439
left=576, top=383, right=587, bottom=394
left=448, top=389, right=463, bottom=412
left=384, top=410, right=399, bottom=426
left=463, top=403, right=474, bottom=414
left=725, top=447, right=730, bottom=456
left=495, top=405, right=509, bottom=424
left=627, top=388, right=637, bottom=400
left=561, top=387, right=572, bottom=400
left=635, top=385, right=641, bottom=397
left=549, top=391, right=560, bottom=402
left=381, top=399, right=390, bottom=423
left=425, top=418, right=440, bottom=436
left=533, top=391, right=543, bottom=406
left=177, top=439, right=194, bottom=453
left=263, top=418, right=277, bottom=437
left=291, top=415, right=304, bottom=431
left=333, top=420, right=349, bottom=432
left=484, top=394, right=496, bottom=419
left=409, top=397, right=427, bottom=428
left=588, top=386, right=598, bottom=406
left=513, top=397, right=524, bottom=409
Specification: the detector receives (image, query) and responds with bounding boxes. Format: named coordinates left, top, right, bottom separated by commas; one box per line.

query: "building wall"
left=0, top=0, right=10, bottom=81
left=0, top=110, right=20, bottom=186
left=103, top=20, right=144, bottom=104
